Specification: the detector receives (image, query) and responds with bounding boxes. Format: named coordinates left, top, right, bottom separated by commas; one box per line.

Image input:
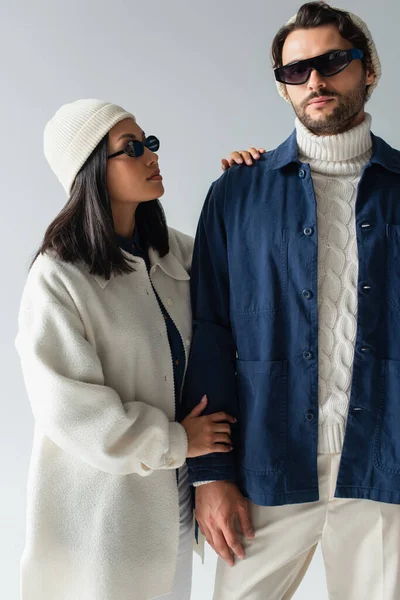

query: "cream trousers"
left=213, top=453, right=400, bottom=600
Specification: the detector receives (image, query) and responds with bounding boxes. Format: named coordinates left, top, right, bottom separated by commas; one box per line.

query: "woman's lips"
left=147, top=170, right=163, bottom=181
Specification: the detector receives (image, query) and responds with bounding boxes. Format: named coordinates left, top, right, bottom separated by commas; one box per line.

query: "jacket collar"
left=265, top=128, right=400, bottom=175
left=265, top=130, right=298, bottom=171
left=91, top=246, right=189, bottom=289
left=148, top=246, right=190, bottom=281
left=369, top=134, right=400, bottom=174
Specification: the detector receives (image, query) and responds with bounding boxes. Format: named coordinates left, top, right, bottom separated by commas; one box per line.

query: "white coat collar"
left=91, top=247, right=190, bottom=289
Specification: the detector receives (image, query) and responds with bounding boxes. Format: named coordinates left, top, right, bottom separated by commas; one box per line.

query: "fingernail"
left=201, top=396, right=207, bottom=402
left=238, top=158, right=243, bottom=163
left=233, top=418, right=238, bottom=423
left=255, top=153, right=260, bottom=158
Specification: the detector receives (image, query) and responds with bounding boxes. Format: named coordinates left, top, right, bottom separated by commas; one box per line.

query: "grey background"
left=1, top=1, right=397, bottom=598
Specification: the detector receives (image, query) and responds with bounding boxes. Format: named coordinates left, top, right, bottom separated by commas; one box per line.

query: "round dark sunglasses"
left=274, top=48, right=363, bottom=85
left=108, top=135, right=160, bottom=160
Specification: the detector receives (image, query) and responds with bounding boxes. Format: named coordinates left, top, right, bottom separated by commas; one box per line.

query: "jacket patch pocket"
left=386, top=224, right=400, bottom=310
left=374, top=359, right=400, bottom=475
left=230, top=229, right=288, bottom=315
left=236, top=359, right=288, bottom=474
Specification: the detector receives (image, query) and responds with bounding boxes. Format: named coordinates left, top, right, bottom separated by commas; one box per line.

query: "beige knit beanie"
left=44, top=99, right=135, bottom=195
left=275, top=6, right=381, bottom=102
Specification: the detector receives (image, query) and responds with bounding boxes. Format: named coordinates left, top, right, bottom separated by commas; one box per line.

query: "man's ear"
left=365, top=63, right=375, bottom=87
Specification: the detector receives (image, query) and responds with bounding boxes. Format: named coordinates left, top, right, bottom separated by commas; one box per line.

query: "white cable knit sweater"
left=296, top=113, right=373, bottom=453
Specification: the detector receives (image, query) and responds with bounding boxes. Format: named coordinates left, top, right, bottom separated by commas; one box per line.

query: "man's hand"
left=195, top=481, right=255, bottom=566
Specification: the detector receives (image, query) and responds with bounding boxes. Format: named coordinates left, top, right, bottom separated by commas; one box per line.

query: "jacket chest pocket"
left=230, top=229, right=288, bottom=315
left=387, top=224, right=400, bottom=309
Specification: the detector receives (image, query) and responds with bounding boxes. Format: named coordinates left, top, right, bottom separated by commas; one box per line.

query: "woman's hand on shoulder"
left=221, top=147, right=265, bottom=171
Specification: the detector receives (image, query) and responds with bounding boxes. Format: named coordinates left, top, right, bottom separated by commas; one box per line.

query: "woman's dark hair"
left=271, top=2, right=373, bottom=74
left=32, top=134, right=169, bottom=279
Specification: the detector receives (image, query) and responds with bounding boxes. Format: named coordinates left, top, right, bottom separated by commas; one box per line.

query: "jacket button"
left=302, top=289, right=313, bottom=299
left=305, top=410, right=315, bottom=421
left=299, top=168, right=306, bottom=179
left=360, top=222, right=372, bottom=230
left=303, top=351, right=313, bottom=360
left=361, top=284, right=371, bottom=294
left=304, top=227, right=314, bottom=236
left=167, top=298, right=174, bottom=306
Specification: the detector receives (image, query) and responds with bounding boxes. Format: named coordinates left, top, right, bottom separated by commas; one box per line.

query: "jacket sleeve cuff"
left=160, top=422, right=188, bottom=470
left=193, top=480, right=217, bottom=487
left=188, top=461, right=236, bottom=485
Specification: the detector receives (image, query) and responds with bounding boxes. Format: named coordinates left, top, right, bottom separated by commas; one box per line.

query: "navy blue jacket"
left=182, top=130, right=400, bottom=506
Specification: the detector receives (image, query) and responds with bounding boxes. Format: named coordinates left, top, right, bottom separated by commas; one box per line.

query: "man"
left=182, top=3, right=400, bottom=599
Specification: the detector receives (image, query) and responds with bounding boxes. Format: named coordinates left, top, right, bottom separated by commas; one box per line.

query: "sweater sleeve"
left=15, top=271, right=188, bottom=476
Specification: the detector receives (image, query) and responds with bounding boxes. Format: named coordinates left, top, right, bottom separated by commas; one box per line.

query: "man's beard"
left=293, top=74, right=367, bottom=135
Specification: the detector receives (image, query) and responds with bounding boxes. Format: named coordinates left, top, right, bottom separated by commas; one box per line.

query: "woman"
left=16, top=99, right=263, bottom=600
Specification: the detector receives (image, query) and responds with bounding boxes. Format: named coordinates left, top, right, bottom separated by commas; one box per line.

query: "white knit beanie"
left=275, top=6, right=381, bottom=102
left=44, top=99, right=135, bottom=195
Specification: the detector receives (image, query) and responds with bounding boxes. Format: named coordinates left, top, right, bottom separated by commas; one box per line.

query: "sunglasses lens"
left=125, top=140, right=144, bottom=158
left=278, top=62, right=311, bottom=84
left=146, top=135, right=160, bottom=152
left=318, top=51, right=349, bottom=77
left=277, top=50, right=354, bottom=85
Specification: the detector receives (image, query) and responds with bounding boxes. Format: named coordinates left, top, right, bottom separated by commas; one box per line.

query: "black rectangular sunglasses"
left=274, top=48, right=363, bottom=85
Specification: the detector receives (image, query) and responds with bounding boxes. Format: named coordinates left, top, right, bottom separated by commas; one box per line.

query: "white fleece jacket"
left=16, top=227, right=194, bottom=600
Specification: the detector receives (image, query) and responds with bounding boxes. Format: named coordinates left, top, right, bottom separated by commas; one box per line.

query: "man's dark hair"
left=32, top=134, right=169, bottom=280
left=271, top=2, right=373, bottom=75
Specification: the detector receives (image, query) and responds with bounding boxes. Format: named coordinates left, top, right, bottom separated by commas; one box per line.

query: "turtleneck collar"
left=295, top=113, right=373, bottom=176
